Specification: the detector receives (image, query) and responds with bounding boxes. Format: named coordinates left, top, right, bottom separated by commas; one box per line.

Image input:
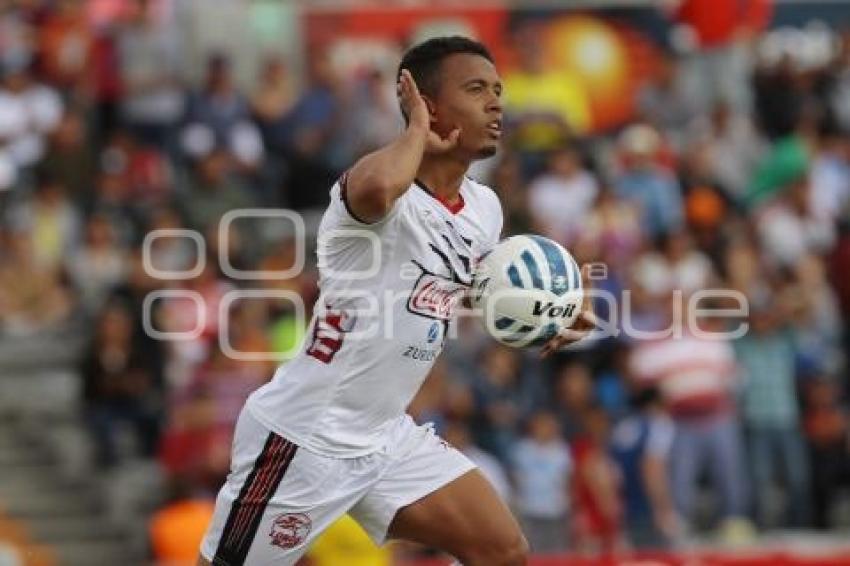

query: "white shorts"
left=200, top=408, right=475, bottom=565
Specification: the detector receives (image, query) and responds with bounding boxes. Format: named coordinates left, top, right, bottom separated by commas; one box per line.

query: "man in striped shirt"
left=628, top=312, right=750, bottom=534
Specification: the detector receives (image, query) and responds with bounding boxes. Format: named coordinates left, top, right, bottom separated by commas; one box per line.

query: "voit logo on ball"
left=532, top=300, right=577, bottom=319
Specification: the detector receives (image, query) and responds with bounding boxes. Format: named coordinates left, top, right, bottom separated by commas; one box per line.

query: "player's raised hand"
left=397, top=69, right=461, bottom=154
left=398, top=69, right=428, bottom=128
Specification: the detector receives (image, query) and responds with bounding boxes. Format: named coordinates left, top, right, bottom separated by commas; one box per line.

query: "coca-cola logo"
left=407, top=273, right=466, bottom=321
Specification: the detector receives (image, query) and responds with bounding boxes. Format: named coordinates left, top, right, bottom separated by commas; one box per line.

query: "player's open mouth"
left=487, top=120, right=502, bottom=138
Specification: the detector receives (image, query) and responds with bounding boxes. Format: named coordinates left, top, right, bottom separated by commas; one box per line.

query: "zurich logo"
left=427, top=322, right=440, bottom=343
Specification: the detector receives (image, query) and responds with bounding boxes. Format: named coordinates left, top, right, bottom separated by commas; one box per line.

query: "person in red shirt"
left=571, top=405, right=624, bottom=555
left=666, top=0, right=773, bottom=113
left=673, top=0, right=772, bottom=49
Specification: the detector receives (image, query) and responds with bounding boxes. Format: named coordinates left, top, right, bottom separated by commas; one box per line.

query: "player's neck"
left=416, top=155, right=469, bottom=205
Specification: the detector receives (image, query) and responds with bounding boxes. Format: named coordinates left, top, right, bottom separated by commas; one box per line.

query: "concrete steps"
left=0, top=413, right=145, bottom=566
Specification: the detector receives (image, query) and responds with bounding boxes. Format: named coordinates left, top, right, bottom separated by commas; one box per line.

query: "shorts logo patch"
left=269, top=513, right=311, bottom=549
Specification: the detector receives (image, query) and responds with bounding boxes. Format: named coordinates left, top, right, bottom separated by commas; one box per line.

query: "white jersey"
left=247, top=175, right=503, bottom=457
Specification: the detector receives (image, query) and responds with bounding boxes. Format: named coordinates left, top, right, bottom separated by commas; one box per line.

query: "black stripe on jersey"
left=444, top=219, right=473, bottom=247
left=440, top=233, right=471, bottom=277
left=339, top=171, right=374, bottom=225
left=213, top=434, right=297, bottom=566
left=427, top=244, right=472, bottom=286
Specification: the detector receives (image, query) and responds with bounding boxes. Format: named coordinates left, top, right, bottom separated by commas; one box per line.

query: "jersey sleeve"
left=482, top=185, right=505, bottom=253
left=330, top=170, right=407, bottom=230
left=317, top=175, right=407, bottom=296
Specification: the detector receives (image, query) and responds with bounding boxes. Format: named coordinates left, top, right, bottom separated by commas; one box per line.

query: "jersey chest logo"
left=407, top=269, right=466, bottom=321
left=405, top=214, right=474, bottom=321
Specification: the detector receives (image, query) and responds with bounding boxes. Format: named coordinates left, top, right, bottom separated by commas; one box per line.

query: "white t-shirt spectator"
left=464, top=445, right=513, bottom=504
left=632, top=250, right=714, bottom=298
left=528, top=170, right=598, bottom=243
left=757, top=202, right=835, bottom=268
left=511, top=438, right=572, bottom=519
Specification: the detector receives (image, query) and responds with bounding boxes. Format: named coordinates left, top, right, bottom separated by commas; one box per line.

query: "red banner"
left=409, top=551, right=850, bottom=566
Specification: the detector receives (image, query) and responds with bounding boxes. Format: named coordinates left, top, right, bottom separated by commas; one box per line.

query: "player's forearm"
left=345, top=121, right=429, bottom=222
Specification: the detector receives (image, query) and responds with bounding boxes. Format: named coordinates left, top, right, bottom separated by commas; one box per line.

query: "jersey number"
left=306, top=311, right=348, bottom=364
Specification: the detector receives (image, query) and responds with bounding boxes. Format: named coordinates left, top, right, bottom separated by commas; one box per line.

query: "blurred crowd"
left=3, top=0, right=850, bottom=562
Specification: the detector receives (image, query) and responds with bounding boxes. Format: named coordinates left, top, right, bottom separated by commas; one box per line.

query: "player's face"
left=430, top=53, right=503, bottom=159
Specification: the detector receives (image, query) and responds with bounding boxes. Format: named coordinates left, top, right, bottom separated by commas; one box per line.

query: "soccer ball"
left=471, top=235, right=584, bottom=347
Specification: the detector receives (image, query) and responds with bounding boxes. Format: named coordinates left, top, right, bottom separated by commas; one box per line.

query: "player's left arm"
left=540, top=263, right=596, bottom=358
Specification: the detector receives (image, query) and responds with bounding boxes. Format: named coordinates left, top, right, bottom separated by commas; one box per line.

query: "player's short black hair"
left=397, top=36, right=493, bottom=107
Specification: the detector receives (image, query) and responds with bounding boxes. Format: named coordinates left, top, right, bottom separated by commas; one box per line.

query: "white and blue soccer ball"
left=471, top=235, right=584, bottom=348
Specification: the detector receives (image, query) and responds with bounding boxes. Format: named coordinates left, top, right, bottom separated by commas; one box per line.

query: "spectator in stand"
left=337, top=68, right=402, bottom=167
left=276, top=48, right=341, bottom=209
left=791, top=254, right=844, bottom=382
left=138, top=206, right=193, bottom=276
left=571, top=406, right=623, bottom=555
left=756, top=175, right=835, bottom=268
left=829, top=216, right=850, bottom=373
left=827, top=32, right=850, bottom=133
left=65, top=212, right=128, bottom=315
left=89, top=165, right=148, bottom=248
left=614, top=124, right=684, bottom=240
left=37, top=109, right=96, bottom=203
left=577, top=184, right=643, bottom=271
left=117, top=0, right=185, bottom=149
left=81, top=299, right=163, bottom=467
left=0, top=58, right=63, bottom=174
left=503, top=20, right=591, bottom=152
left=629, top=301, right=753, bottom=542
left=688, top=103, right=765, bottom=203
left=552, top=361, right=595, bottom=442
left=489, top=154, right=534, bottom=236
left=636, top=51, right=698, bottom=151
left=469, top=344, right=546, bottom=461
left=511, top=410, right=572, bottom=554
left=182, top=53, right=264, bottom=169
left=527, top=144, right=598, bottom=246
left=808, top=128, right=850, bottom=222
left=37, top=0, right=92, bottom=95
left=100, top=129, right=173, bottom=207
left=803, top=376, right=850, bottom=529
left=444, top=419, right=512, bottom=504
left=175, top=149, right=255, bottom=234
left=149, top=477, right=215, bottom=566
left=156, top=261, right=233, bottom=389
left=669, top=0, right=771, bottom=114
left=7, top=174, right=81, bottom=271
left=734, top=287, right=810, bottom=528
left=752, top=55, right=805, bottom=141
left=250, top=55, right=296, bottom=151
left=161, top=335, right=269, bottom=491
left=631, top=229, right=716, bottom=302
left=0, top=227, right=73, bottom=336
left=304, top=514, right=392, bottom=566
left=611, top=387, right=680, bottom=549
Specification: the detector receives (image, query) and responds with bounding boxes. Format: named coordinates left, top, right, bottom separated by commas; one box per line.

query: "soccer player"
left=198, top=36, right=589, bottom=566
